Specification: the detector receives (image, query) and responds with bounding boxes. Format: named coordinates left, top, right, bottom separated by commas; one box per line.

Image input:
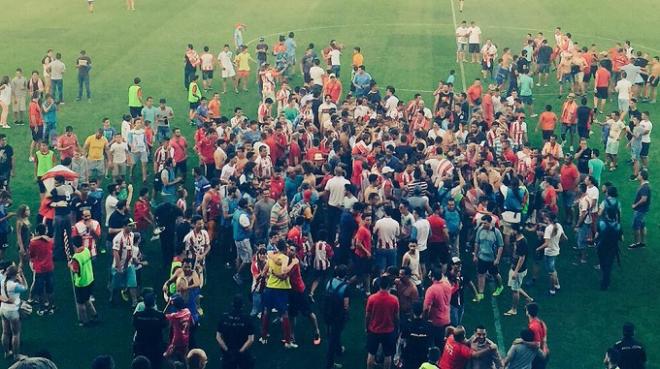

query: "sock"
left=282, top=316, right=291, bottom=343
left=261, top=312, right=269, bottom=338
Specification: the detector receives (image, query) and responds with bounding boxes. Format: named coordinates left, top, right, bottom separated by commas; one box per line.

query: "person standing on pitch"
left=68, top=235, right=98, bottom=326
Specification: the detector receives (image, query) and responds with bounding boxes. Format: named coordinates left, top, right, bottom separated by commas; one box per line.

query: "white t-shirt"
left=543, top=223, right=564, bottom=256
left=615, top=79, right=632, bottom=100
left=218, top=51, right=235, bottom=71
left=456, top=26, right=469, bottom=44
left=324, top=176, right=350, bottom=207
left=373, top=217, right=400, bottom=249
left=384, top=95, right=399, bottom=118
left=329, top=49, right=341, bottom=66
left=578, top=196, right=592, bottom=225
left=112, top=231, right=135, bottom=269
left=121, top=120, right=132, bottom=141
left=49, top=60, right=66, bottom=80
left=586, top=185, right=599, bottom=213
left=0, top=279, right=25, bottom=312
left=105, top=195, right=119, bottom=225
left=0, top=84, right=11, bottom=105
left=468, top=26, right=482, bottom=44
left=310, top=66, right=325, bottom=86
left=109, top=142, right=128, bottom=164
left=639, top=119, right=652, bottom=143
left=413, top=218, right=430, bottom=251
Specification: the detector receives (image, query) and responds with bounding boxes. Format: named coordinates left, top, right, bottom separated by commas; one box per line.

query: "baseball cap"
left=451, top=257, right=462, bottom=264
left=382, top=166, right=394, bottom=174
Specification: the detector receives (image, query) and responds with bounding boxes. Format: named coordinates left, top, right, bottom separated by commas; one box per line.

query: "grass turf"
left=0, top=0, right=658, bottom=368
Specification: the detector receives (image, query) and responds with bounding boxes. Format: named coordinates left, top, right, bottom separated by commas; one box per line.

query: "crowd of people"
left=0, top=16, right=653, bottom=369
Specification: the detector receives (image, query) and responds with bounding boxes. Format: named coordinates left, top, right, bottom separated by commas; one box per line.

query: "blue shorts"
left=576, top=224, right=590, bottom=249
left=262, top=287, right=289, bottom=313
left=544, top=255, right=557, bottom=273
left=520, top=95, right=533, bottom=105
left=112, top=265, right=137, bottom=289
left=537, top=63, right=550, bottom=74
left=632, top=210, right=646, bottom=230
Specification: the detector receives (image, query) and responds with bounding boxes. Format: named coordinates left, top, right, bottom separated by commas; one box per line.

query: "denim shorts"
left=632, top=210, right=646, bottom=230
left=544, top=255, right=557, bottom=273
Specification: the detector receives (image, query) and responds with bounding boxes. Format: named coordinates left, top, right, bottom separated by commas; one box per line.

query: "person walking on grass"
left=48, top=53, right=65, bottom=105
left=366, top=276, right=399, bottom=369
left=629, top=169, right=650, bottom=250
left=27, top=224, right=54, bottom=316
left=69, top=236, right=98, bottom=327
left=536, top=212, right=566, bottom=296
left=472, top=215, right=504, bottom=302
left=1, top=264, right=28, bottom=361
left=504, top=225, right=533, bottom=316
left=216, top=294, right=255, bottom=369
left=610, top=322, right=646, bottom=369
left=128, top=78, right=143, bottom=119
left=596, top=205, right=622, bottom=291
left=75, top=50, right=92, bottom=102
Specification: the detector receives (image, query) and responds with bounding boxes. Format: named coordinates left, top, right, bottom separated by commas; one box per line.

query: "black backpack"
left=323, top=279, right=348, bottom=323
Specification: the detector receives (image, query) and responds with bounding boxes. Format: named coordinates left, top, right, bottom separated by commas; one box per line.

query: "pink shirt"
left=423, top=279, right=452, bottom=327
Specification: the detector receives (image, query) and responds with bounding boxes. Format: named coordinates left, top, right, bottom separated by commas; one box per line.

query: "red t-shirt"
left=57, top=134, right=78, bottom=159
left=288, top=262, right=305, bottom=293
left=133, top=199, right=151, bottom=230
left=423, top=279, right=452, bottom=327
left=559, top=164, right=579, bottom=191
left=438, top=335, right=472, bottom=369
left=171, top=136, right=188, bottom=162
left=29, top=101, right=43, bottom=127
left=270, top=176, right=285, bottom=199
left=28, top=238, right=54, bottom=273
left=365, top=290, right=399, bottom=334
left=427, top=215, right=447, bottom=243
left=595, top=68, right=611, bottom=88
left=543, top=186, right=558, bottom=214
left=467, top=85, right=482, bottom=104
left=529, top=318, right=547, bottom=349
left=354, top=225, right=372, bottom=258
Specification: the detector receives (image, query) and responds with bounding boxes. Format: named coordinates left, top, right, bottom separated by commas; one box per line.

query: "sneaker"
left=530, top=113, right=538, bottom=118
left=36, top=308, right=46, bottom=316
left=472, top=293, right=484, bottom=302
left=121, top=289, right=130, bottom=302
left=28, top=156, right=34, bottom=162
left=90, top=295, right=96, bottom=302
left=549, top=289, right=556, bottom=296
left=554, top=285, right=561, bottom=291
left=536, top=83, right=541, bottom=87
left=284, top=342, right=299, bottom=349
left=628, top=242, right=644, bottom=249
left=313, top=333, right=321, bottom=346
left=492, top=285, right=504, bottom=297
left=100, top=248, right=107, bottom=254
left=258, top=337, right=268, bottom=345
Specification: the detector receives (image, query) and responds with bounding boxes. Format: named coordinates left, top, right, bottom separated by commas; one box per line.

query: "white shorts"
left=222, top=68, right=236, bottom=79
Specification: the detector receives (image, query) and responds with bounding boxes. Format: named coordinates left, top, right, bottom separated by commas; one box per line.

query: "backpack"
left=289, top=201, right=309, bottom=222
left=323, top=279, right=348, bottom=324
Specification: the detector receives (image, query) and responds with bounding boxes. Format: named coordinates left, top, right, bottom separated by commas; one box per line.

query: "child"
left=446, top=69, right=456, bottom=85
left=29, top=93, right=44, bottom=161
left=176, top=186, right=188, bottom=213
left=249, top=246, right=268, bottom=317
left=309, top=229, right=333, bottom=299
left=41, top=94, right=58, bottom=147
left=0, top=191, right=15, bottom=260
left=420, top=347, right=441, bottom=369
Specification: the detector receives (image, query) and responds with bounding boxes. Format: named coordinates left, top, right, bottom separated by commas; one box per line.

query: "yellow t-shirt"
left=235, top=53, right=251, bottom=72
left=266, top=253, right=291, bottom=289
left=85, top=135, right=108, bottom=161
left=352, top=53, right=364, bottom=67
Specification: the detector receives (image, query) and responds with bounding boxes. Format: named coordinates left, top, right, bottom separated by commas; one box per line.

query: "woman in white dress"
left=0, top=76, right=12, bottom=128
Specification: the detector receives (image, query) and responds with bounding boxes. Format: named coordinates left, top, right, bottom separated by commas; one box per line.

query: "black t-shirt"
left=217, top=311, right=254, bottom=352
left=613, top=338, right=646, bottom=369
left=449, top=274, right=465, bottom=307
left=255, top=43, right=269, bottom=62
left=0, top=145, right=14, bottom=177
left=537, top=45, right=553, bottom=64
left=634, top=182, right=651, bottom=213
left=401, top=318, right=433, bottom=368
left=108, top=210, right=129, bottom=231
left=576, top=106, right=592, bottom=129
left=50, top=184, right=74, bottom=216
left=466, top=131, right=486, bottom=145
left=395, top=145, right=415, bottom=162
left=70, top=195, right=100, bottom=222
left=576, top=147, right=592, bottom=174
left=133, top=308, right=167, bottom=346
left=511, top=237, right=529, bottom=273
left=154, top=202, right=182, bottom=232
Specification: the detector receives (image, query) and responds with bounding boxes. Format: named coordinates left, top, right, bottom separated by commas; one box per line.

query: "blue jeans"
left=51, top=79, right=63, bottom=103
left=250, top=291, right=262, bottom=316
left=156, top=126, right=171, bottom=142
left=77, top=75, right=91, bottom=99
left=331, top=65, right=341, bottom=78
left=450, top=305, right=464, bottom=326
left=375, top=248, right=397, bottom=272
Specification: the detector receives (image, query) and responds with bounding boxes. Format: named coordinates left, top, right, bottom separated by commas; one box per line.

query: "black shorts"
left=34, top=271, right=54, bottom=295
left=31, top=126, right=45, bottom=142
left=595, top=87, right=608, bottom=99
left=352, top=254, right=371, bottom=275
left=640, top=142, right=650, bottom=157
left=222, top=351, right=254, bottom=369
left=578, top=126, right=589, bottom=139
left=153, top=176, right=163, bottom=192
left=582, top=72, right=592, bottom=83
left=75, top=282, right=94, bottom=304
left=129, top=106, right=142, bottom=118
left=175, top=160, right=188, bottom=176
left=288, top=291, right=312, bottom=317
left=542, top=130, right=553, bottom=141
left=477, top=259, right=499, bottom=275
left=309, top=267, right=329, bottom=281
left=189, top=101, right=200, bottom=110
left=366, top=332, right=396, bottom=356
left=428, top=242, right=450, bottom=266
left=202, top=70, right=213, bottom=80
left=481, top=60, right=492, bottom=71
left=468, top=43, right=480, bottom=53
left=649, top=76, right=659, bottom=87
left=37, top=177, right=46, bottom=193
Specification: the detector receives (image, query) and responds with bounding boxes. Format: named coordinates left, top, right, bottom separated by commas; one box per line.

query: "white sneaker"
left=284, top=342, right=299, bottom=349
left=28, top=156, right=34, bottom=162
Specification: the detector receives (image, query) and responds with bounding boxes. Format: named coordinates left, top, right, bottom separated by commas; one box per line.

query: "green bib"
left=35, top=150, right=54, bottom=177
left=128, top=85, right=142, bottom=107
left=73, top=248, right=94, bottom=287
left=188, top=82, right=201, bottom=103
